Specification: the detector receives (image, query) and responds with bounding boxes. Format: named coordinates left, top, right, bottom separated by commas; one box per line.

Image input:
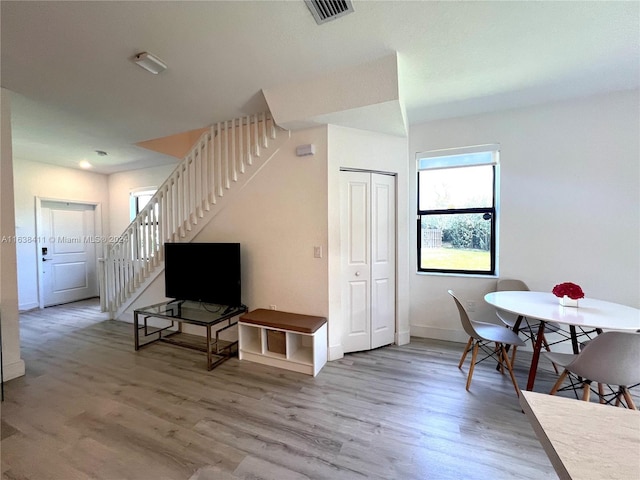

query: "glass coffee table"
left=134, top=300, right=247, bottom=370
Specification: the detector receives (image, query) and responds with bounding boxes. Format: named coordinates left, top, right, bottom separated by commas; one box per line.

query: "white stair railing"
left=100, top=112, right=283, bottom=315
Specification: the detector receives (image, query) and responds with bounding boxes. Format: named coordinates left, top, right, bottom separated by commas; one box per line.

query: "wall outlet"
left=313, top=246, right=322, bottom=258
left=269, top=305, right=277, bottom=310
left=466, top=301, right=476, bottom=312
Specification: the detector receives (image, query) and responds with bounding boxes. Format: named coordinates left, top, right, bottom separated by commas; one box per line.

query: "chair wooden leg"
left=622, top=387, right=637, bottom=410
left=459, top=337, right=473, bottom=369
left=501, top=345, right=520, bottom=397
left=510, top=346, right=518, bottom=366
left=550, top=370, right=569, bottom=395
left=582, top=383, right=591, bottom=402
left=466, top=341, right=479, bottom=391
left=597, top=383, right=605, bottom=404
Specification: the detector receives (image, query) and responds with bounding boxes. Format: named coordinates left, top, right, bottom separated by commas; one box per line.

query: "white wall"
left=120, top=125, right=410, bottom=363
left=409, top=89, right=640, bottom=343
left=0, top=88, right=26, bottom=380
left=198, top=127, right=329, bottom=316
left=124, top=127, right=329, bottom=320
left=12, top=159, right=110, bottom=310
left=327, top=125, right=410, bottom=360
left=11, top=160, right=174, bottom=311
left=108, top=164, right=176, bottom=236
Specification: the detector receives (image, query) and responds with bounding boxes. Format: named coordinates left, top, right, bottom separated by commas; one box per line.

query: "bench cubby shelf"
left=238, top=309, right=327, bottom=377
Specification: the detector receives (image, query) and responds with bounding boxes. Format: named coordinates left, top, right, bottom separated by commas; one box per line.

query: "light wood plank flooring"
left=2, top=299, right=617, bottom=479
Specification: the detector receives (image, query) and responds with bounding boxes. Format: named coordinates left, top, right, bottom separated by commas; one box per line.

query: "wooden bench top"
left=239, top=309, right=327, bottom=334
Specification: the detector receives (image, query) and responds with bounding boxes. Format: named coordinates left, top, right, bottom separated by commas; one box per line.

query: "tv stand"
left=134, top=300, right=247, bottom=370
left=223, top=305, right=239, bottom=315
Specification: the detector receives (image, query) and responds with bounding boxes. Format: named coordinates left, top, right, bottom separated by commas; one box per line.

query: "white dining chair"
left=448, top=290, right=525, bottom=396
left=544, top=331, right=640, bottom=409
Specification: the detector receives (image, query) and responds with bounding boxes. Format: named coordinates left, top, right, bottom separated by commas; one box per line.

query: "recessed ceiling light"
left=133, top=52, right=167, bottom=74
left=79, top=160, right=93, bottom=169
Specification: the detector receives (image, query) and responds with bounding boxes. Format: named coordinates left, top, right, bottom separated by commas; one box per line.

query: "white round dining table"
left=484, top=291, right=640, bottom=391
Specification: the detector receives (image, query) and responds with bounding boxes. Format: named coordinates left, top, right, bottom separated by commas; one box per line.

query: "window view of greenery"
left=418, top=164, right=495, bottom=273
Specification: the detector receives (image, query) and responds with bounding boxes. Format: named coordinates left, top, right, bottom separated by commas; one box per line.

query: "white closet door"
left=340, top=171, right=396, bottom=354
left=370, top=173, right=396, bottom=349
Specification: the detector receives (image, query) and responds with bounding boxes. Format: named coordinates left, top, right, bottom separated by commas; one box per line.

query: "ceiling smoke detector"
left=305, top=0, right=354, bottom=25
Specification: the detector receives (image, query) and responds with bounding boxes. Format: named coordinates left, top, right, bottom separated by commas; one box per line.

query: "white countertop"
left=520, top=391, right=640, bottom=480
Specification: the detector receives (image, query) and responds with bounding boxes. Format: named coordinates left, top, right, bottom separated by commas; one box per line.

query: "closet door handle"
left=355, top=271, right=360, bottom=276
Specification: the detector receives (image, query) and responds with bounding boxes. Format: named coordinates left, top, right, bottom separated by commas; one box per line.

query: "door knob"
left=355, top=271, right=360, bottom=276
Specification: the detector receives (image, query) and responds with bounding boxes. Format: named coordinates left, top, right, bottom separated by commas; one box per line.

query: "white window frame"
left=416, top=144, right=500, bottom=276
left=130, top=187, right=157, bottom=221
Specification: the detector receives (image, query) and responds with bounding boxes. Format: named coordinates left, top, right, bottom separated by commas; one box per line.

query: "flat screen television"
left=164, top=242, right=242, bottom=307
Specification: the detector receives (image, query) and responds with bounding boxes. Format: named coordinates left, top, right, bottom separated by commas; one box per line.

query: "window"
left=130, top=188, right=158, bottom=259
left=130, top=188, right=157, bottom=220
left=417, top=145, right=499, bottom=275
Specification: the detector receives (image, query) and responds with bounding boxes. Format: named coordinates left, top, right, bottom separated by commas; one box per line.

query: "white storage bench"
left=238, top=309, right=327, bottom=376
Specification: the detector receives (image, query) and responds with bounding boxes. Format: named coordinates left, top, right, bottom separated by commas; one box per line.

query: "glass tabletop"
left=135, top=300, right=247, bottom=326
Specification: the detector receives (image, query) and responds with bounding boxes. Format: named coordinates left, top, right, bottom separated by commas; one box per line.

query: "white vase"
left=559, top=295, right=579, bottom=307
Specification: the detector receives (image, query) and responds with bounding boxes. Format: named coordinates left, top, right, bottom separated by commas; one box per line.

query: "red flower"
left=552, top=282, right=585, bottom=300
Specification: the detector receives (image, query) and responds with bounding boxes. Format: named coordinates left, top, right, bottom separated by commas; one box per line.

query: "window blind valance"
left=417, top=144, right=500, bottom=171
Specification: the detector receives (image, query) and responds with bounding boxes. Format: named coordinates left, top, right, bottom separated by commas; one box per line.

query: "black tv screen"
left=164, top=242, right=242, bottom=307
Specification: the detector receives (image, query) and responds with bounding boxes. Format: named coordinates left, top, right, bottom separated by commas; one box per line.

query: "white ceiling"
left=2, top=1, right=638, bottom=174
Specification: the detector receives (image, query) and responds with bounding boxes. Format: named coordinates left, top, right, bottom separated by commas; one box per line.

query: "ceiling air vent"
left=305, top=0, right=354, bottom=25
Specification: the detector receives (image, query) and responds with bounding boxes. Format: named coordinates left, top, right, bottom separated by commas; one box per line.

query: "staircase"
left=99, top=112, right=290, bottom=317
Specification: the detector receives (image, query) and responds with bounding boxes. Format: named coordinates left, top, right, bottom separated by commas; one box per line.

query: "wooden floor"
left=3, top=299, right=618, bottom=480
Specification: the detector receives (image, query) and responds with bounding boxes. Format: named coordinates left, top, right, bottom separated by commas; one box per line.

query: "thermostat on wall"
left=296, top=144, right=316, bottom=156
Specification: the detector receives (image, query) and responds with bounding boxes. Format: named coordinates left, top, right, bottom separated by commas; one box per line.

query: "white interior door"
left=370, top=174, right=396, bottom=349
left=40, top=201, right=98, bottom=307
left=341, top=171, right=372, bottom=353
left=340, top=171, right=396, bottom=353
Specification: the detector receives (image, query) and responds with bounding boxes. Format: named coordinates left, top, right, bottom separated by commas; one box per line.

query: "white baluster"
left=177, top=169, right=185, bottom=237
left=208, top=126, right=217, bottom=205
left=238, top=116, right=245, bottom=174
left=260, top=111, right=267, bottom=148
left=202, top=136, right=210, bottom=211
left=150, top=201, right=157, bottom=268
left=269, top=113, right=276, bottom=139
left=223, top=120, right=230, bottom=190
left=194, top=146, right=203, bottom=219
left=253, top=113, right=260, bottom=157
left=245, top=115, right=252, bottom=166
left=158, top=190, right=166, bottom=262
left=185, top=158, right=193, bottom=231
left=215, top=122, right=223, bottom=197
left=231, top=119, right=237, bottom=182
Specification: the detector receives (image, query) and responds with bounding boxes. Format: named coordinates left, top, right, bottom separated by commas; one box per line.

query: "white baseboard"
left=18, top=302, right=39, bottom=312
left=116, top=311, right=134, bottom=323
left=410, top=325, right=469, bottom=344
left=396, top=329, right=411, bottom=346
left=410, top=325, right=577, bottom=354
left=328, top=344, right=343, bottom=361
left=3, top=358, right=26, bottom=381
